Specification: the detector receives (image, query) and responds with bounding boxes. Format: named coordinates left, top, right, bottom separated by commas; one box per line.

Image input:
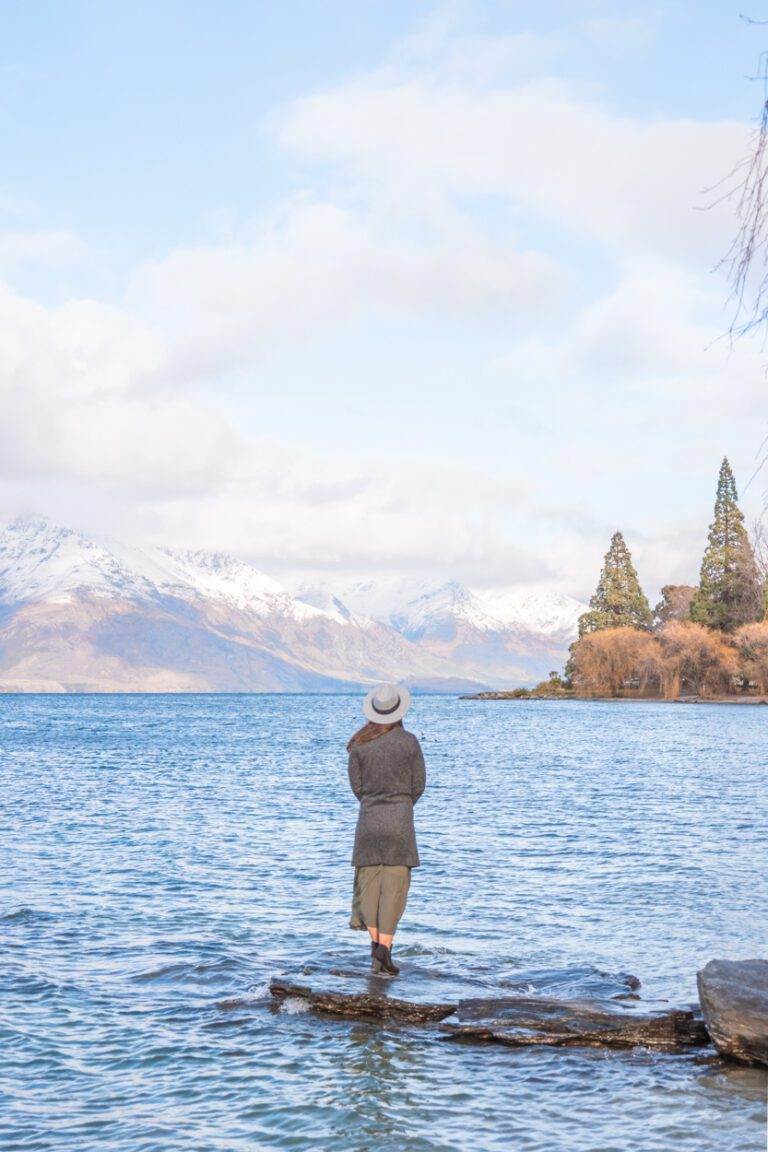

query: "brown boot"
left=372, top=942, right=399, bottom=976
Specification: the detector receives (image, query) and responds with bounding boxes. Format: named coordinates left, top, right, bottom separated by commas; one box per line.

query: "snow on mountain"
left=0, top=516, right=172, bottom=605
left=290, top=586, right=356, bottom=625
left=161, top=549, right=328, bottom=620
left=474, top=587, right=586, bottom=638
left=0, top=516, right=485, bottom=692
left=390, top=581, right=505, bottom=640
left=0, top=516, right=330, bottom=622
left=0, top=516, right=584, bottom=692
left=296, top=575, right=585, bottom=640
left=294, top=575, right=436, bottom=626
left=291, top=575, right=585, bottom=686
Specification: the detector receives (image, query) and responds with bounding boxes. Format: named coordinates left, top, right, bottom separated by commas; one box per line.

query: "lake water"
left=1, top=694, right=766, bottom=1151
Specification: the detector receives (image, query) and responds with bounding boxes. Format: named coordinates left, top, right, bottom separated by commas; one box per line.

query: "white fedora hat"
left=363, top=682, right=411, bottom=724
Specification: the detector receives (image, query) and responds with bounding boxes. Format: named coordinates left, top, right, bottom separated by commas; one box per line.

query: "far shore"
left=461, top=692, right=768, bottom=705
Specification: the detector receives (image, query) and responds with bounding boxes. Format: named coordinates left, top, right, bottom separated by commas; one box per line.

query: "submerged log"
left=697, top=959, right=768, bottom=1066
left=440, top=996, right=709, bottom=1052
left=269, top=978, right=456, bottom=1023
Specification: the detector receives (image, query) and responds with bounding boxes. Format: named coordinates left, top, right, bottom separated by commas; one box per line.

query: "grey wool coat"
left=348, top=727, right=426, bottom=868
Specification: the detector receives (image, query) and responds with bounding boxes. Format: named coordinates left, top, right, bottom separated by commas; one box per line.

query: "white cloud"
left=0, top=281, right=227, bottom=492
left=0, top=274, right=550, bottom=579
left=0, top=282, right=164, bottom=402
left=0, top=229, right=85, bottom=268
left=129, top=198, right=566, bottom=378
left=149, top=456, right=542, bottom=582
left=0, top=11, right=761, bottom=598
left=390, top=8, right=563, bottom=84
left=507, top=263, right=766, bottom=419
left=273, top=73, right=746, bottom=268
left=581, top=14, right=660, bottom=51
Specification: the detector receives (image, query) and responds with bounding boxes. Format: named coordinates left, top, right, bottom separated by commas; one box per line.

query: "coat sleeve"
left=347, top=746, right=363, bottom=799
left=410, top=737, right=426, bottom=804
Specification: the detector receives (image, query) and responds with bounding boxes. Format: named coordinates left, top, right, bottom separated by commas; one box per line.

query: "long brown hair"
left=346, top=719, right=403, bottom=752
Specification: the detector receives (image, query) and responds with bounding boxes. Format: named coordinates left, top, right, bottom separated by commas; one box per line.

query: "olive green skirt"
left=349, top=865, right=411, bottom=936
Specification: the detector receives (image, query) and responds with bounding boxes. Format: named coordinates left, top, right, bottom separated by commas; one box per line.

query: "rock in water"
left=440, top=997, right=709, bottom=1052
left=697, top=959, right=768, bottom=1065
left=268, top=966, right=707, bottom=1055
left=269, top=978, right=456, bottom=1023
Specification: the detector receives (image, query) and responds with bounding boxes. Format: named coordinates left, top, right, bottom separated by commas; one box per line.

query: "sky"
left=1, top=0, right=767, bottom=602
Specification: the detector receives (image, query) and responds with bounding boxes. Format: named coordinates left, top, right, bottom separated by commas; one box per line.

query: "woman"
left=347, top=682, right=426, bottom=977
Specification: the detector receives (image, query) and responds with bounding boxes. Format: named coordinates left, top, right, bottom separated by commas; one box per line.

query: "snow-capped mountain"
left=382, top=581, right=583, bottom=683
left=295, top=576, right=586, bottom=685
left=0, top=517, right=477, bottom=692
left=0, top=517, right=324, bottom=620
left=0, top=517, right=171, bottom=605
left=297, top=577, right=584, bottom=641
left=295, top=575, right=439, bottom=627
left=390, top=581, right=506, bottom=640
left=0, top=516, right=584, bottom=693
left=473, top=587, right=585, bottom=638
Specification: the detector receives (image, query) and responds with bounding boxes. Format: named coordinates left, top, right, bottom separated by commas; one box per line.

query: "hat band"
left=372, top=695, right=401, bottom=716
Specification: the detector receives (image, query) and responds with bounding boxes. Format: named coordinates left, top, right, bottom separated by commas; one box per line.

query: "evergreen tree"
left=653, top=585, right=696, bottom=629
left=578, top=531, right=652, bottom=636
left=690, top=458, right=763, bottom=632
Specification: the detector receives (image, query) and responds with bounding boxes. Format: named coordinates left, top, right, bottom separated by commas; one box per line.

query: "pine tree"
left=653, top=585, right=696, bottom=629
left=689, top=458, right=763, bottom=632
left=578, top=531, right=652, bottom=636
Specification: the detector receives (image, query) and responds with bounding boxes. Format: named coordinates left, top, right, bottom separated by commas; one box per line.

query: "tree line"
left=565, top=458, right=768, bottom=698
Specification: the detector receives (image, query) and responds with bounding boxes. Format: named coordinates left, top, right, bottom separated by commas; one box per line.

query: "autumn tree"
left=653, top=585, right=696, bottom=628
left=690, top=458, right=763, bottom=632
left=751, top=518, right=768, bottom=619
left=735, top=621, right=768, bottom=693
left=651, top=621, right=737, bottom=699
left=578, top=532, right=652, bottom=636
left=570, top=627, right=657, bottom=697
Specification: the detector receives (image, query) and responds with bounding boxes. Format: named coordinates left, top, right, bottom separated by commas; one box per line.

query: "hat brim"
left=363, top=684, right=412, bottom=725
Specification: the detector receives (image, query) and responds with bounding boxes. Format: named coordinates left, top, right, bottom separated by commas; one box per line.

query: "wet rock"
left=285, top=954, right=496, bottom=1007
left=268, top=963, right=703, bottom=1055
left=441, top=997, right=709, bottom=1052
left=280, top=951, right=642, bottom=1006
left=269, top=977, right=455, bottom=1023
left=697, top=959, right=768, bottom=1066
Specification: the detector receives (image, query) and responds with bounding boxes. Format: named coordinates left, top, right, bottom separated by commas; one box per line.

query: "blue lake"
left=1, top=694, right=766, bottom=1151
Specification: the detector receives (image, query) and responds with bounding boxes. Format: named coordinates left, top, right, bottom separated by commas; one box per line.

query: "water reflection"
left=695, top=1057, right=768, bottom=1104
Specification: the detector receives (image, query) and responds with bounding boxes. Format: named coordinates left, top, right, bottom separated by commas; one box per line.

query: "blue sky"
left=1, top=1, right=766, bottom=599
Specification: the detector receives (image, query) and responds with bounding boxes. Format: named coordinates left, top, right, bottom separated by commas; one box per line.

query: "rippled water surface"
left=1, top=694, right=766, bottom=1151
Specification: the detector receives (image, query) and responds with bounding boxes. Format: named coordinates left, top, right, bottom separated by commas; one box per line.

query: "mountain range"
left=0, top=516, right=585, bottom=692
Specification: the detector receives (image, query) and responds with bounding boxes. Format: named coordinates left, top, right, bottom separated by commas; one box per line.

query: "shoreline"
left=461, top=693, right=768, bottom=705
